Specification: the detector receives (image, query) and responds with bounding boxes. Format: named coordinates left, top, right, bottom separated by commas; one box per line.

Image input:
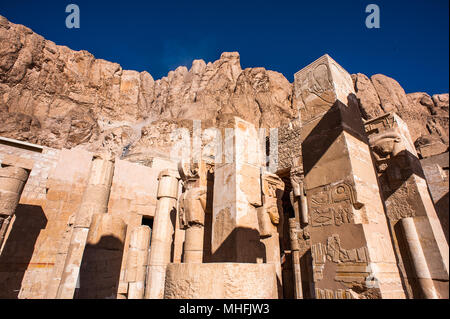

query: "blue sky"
left=1, top=0, right=448, bottom=94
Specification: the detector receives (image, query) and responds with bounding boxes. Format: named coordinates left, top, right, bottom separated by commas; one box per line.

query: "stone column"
left=257, top=172, right=284, bottom=298
left=364, top=112, right=449, bottom=298
left=76, top=213, right=127, bottom=299
left=125, top=225, right=151, bottom=299
left=212, top=116, right=265, bottom=263
left=297, top=55, right=405, bottom=299
left=56, top=154, right=115, bottom=299
left=145, top=169, right=180, bottom=299
left=290, top=166, right=308, bottom=225
left=178, top=161, right=207, bottom=264
left=289, top=218, right=303, bottom=299
left=0, top=165, right=30, bottom=252
left=401, top=218, right=439, bottom=299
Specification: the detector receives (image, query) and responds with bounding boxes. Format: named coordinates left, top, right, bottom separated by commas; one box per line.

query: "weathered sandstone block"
left=212, top=117, right=264, bottom=263
left=294, top=54, right=356, bottom=123
left=164, top=263, right=277, bottom=299
left=125, top=225, right=151, bottom=299
left=299, top=55, right=405, bottom=299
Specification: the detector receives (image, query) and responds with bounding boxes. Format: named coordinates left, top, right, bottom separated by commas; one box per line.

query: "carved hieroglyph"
left=365, top=112, right=449, bottom=298
left=299, top=56, right=405, bottom=299
left=308, top=182, right=363, bottom=228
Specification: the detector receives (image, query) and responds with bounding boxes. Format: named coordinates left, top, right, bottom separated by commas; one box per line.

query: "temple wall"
left=0, top=137, right=179, bottom=299
left=108, top=158, right=178, bottom=298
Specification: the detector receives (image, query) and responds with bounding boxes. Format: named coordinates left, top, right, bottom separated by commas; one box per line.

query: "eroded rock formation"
left=0, top=15, right=448, bottom=300
left=1, top=15, right=447, bottom=160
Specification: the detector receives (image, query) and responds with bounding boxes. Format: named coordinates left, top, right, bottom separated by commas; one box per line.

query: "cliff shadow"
left=0, top=204, right=47, bottom=299
left=302, top=97, right=368, bottom=177
left=210, top=227, right=266, bottom=263
left=75, top=235, right=125, bottom=299
left=435, top=192, right=449, bottom=244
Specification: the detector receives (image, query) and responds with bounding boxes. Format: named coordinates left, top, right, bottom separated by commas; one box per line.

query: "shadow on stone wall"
left=435, top=192, right=449, bottom=244
left=75, top=235, right=125, bottom=299
left=394, top=221, right=425, bottom=299
left=302, top=97, right=368, bottom=177
left=0, top=204, right=47, bottom=299
left=210, top=227, right=266, bottom=263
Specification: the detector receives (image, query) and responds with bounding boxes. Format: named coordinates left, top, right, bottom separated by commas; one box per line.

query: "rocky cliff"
left=0, top=15, right=448, bottom=159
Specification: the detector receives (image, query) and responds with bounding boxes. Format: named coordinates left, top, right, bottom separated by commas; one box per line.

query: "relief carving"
left=315, top=288, right=356, bottom=299
left=310, top=234, right=381, bottom=299
left=178, top=161, right=206, bottom=228
left=295, top=62, right=335, bottom=108
left=179, top=187, right=207, bottom=228
left=308, top=181, right=362, bottom=227
left=258, top=173, right=284, bottom=238
left=290, top=166, right=309, bottom=225
left=364, top=113, right=412, bottom=166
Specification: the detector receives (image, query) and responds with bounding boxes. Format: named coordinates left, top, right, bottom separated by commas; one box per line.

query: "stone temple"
left=0, top=16, right=448, bottom=299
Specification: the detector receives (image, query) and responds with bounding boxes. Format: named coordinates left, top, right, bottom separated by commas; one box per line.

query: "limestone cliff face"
left=0, top=15, right=448, bottom=158
left=352, top=73, right=449, bottom=156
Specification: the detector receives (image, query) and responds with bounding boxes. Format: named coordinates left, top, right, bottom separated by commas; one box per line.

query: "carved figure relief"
left=179, top=187, right=207, bottom=228
left=258, top=173, right=284, bottom=238
left=310, top=234, right=380, bottom=299
left=364, top=113, right=412, bottom=164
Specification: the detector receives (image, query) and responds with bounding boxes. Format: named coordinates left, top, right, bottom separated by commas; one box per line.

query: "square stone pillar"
left=298, top=55, right=405, bottom=299
left=365, top=112, right=449, bottom=298
left=258, top=172, right=285, bottom=298
left=211, top=117, right=265, bottom=263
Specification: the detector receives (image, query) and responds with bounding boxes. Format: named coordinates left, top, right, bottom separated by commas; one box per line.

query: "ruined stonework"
left=0, top=15, right=448, bottom=299
left=364, top=113, right=449, bottom=298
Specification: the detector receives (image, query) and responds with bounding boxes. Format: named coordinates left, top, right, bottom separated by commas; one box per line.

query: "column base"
left=164, top=263, right=277, bottom=299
